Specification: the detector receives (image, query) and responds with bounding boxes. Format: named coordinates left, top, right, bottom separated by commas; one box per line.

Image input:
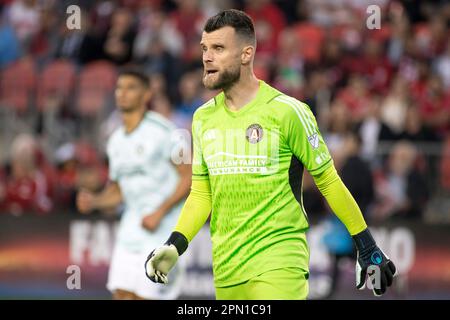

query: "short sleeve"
left=280, top=96, right=333, bottom=175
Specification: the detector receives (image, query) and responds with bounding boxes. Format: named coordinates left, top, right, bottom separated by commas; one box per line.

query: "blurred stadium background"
left=0, top=0, right=450, bottom=299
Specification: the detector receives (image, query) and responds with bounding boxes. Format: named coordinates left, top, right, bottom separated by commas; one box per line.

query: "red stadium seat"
left=36, top=60, right=77, bottom=111
left=75, top=61, right=117, bottom=116
left=0, top=58, right=36, bottom=114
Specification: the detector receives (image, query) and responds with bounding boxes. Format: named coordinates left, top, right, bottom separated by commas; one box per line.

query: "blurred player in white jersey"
left=76, top=69, right=191, bottom=300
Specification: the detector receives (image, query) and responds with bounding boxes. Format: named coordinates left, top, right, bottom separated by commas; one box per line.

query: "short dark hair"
left=204, top=9, right=255, bottom=45
left=118, top=68, right=150, bottom=88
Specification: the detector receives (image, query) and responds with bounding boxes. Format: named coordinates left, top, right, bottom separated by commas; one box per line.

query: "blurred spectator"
left=273, top=27, right=304, bottom=99
left=141, top=35, right=181, bottom=84
left=372, top=141, right=429, bottom=221
left=27, top=4, right=59, bottom=65
left=355, top=38, right=393, bottom=94
left=53, top=142, right=78, bottom=211
left=335, top=74, right=371, bottom=123
left=417, top=74, right=450, bottom=138
left=399, top=104, right=439, bottom=142
left=339, top=132, right=374, bottom=215
left=0, top=13, right=21, bottom=68
left=134, top=8, right=183, bottom=59
left=69, top=3, right=112, bottom=65
left=291, top=19, right=324, bottom=65
left=54, top=9, right=90, bottom=63
left=324, top=99, right=353, bottom=163
left=320, top=38, right=345, bottom=88
left=73, top=141, right=108, bottom=196
left=90, top=0, right=117, bottom=35
left=380, top=75, right=409, bottom=134
left=409, top=59, right=431, bottom=99
left=103, top=8, right=136, bottom=65
left=51, top=139, right=108, bottom=213
left=151, top=93, right=192, bottom=131
left=303, top=69, right=331, bottom=125
left=245, top=0, right=286, bottom=61
left=414, top=16, right=447, bottom=59
left=434, top=41, right=450, bottom=90
left=148, top=71, right=176, bottom=101
left=5, top=0, right=40, bottom=51
left=328, top=10, right=365, bottom=53
left=170, top=0, right=205, bottom=62
left=358, top=96, right=397, bottom=161
left=1, top=134, right=53, bottom=215
left=175, top=69, right=204, bottom=119
left=386, top=5, right=410, bottom=66
left=399, top=0, right=431, bottom=24
left=273, top=0, right=303, bottom=25
left=397, top=34, right=422, bottom=84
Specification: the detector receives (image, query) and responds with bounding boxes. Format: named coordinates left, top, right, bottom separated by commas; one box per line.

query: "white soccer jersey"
left=106, top=111, right=185, bottom=252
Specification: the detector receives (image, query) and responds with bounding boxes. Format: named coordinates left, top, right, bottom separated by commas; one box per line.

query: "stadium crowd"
left=0, top=0, right=449, bottom=224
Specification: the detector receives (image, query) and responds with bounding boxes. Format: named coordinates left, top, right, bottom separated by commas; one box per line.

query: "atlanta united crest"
left=246, top=123, right=264, bottom=144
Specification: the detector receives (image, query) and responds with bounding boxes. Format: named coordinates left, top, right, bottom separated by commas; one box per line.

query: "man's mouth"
left=206, top=70, right=218, bottom=75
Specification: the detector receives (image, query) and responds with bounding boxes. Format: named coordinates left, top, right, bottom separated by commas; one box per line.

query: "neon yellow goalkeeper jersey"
left=192, top=80, right=333, bottom=287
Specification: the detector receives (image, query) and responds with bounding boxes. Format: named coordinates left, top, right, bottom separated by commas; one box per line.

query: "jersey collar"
left=217, top=80, right=278, bottom=117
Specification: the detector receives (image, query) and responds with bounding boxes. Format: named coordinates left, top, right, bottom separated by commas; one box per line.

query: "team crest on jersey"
left=308, top=133, right=319, bottom=149
left=136, top=144, right=144, bottom=155
left=246, top=123, right=263, bottom=144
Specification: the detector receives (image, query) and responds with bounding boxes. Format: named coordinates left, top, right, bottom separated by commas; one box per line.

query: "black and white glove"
left=144, top=232, right=188, bottom=284
left=353, top=228, right=397, bottom=296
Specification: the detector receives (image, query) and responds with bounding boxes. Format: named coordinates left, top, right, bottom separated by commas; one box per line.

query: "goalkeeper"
left=145, top=9, right=396, bottom=300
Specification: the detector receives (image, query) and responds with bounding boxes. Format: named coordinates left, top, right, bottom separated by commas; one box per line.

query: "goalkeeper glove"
left=144, top=231, right=188, bottom=284
left=353, top=228, right=397, bottom=296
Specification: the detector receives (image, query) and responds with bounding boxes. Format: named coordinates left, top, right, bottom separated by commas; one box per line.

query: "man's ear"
left=241, top=45, right=254, bottom=65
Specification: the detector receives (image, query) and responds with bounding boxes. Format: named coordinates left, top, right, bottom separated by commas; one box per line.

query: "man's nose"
left=203, top=50, right=213, bottom=63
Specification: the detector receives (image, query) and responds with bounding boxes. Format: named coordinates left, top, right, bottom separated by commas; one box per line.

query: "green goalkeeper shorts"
left=215, top=267, right=309, bottom=300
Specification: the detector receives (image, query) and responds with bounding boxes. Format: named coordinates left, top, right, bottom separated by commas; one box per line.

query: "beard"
left=203, top=65, right=241, bottom=90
